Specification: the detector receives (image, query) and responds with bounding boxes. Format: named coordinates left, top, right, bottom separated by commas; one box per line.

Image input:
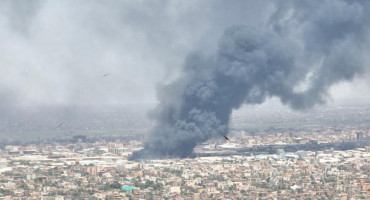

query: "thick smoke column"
left=131, top=0, right=370, bottom=159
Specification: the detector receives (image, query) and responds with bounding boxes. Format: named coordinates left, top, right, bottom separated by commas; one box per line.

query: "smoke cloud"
left=131, top=0, right=370, bottom=159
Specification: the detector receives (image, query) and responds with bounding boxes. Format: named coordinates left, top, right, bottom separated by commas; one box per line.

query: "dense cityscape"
left=2, top=0, right=370, bottom=199
left=0, top=105, right=369, bottom=199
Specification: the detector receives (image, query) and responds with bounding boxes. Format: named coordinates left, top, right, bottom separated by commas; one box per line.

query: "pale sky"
left=0, top=0, right=369, bottom=108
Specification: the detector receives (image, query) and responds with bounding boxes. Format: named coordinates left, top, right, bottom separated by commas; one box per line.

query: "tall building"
left=356, top=132, right=364, bottom=140
left=277, top=149, right=286, bottom=159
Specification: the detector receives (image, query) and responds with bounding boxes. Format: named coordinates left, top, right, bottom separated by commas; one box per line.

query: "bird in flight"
left=56, top=123, right=64, bottom=128
left=102, top=73, right=109, bottom=77
left=224, top=136, right=230, bottom=141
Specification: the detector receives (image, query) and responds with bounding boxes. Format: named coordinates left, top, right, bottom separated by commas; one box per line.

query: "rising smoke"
left=131, top=0, right=370, bottom=159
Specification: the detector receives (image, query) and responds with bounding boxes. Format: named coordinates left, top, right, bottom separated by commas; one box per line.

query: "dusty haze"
left=1, top=0, right=370, bottom=158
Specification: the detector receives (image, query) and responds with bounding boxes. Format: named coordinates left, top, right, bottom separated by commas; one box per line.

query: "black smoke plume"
left=130, top=0, right=370, bottom=159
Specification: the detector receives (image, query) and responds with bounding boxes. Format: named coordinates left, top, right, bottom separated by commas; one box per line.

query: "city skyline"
left=1, top=1, right=369, bottom=199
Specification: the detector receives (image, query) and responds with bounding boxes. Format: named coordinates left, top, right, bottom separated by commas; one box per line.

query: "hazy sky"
left=0, top=0, right=369, bottom=107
